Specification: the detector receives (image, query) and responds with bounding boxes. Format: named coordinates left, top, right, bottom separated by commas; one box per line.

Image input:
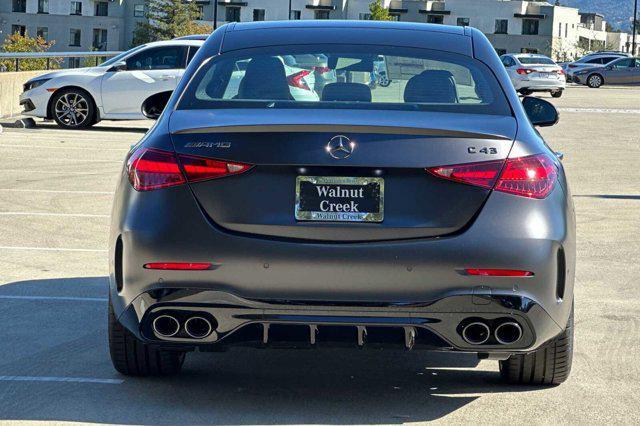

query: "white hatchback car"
left=20, top=39, right=204, bottom=129
left=500, top=54, right=566, bottom=97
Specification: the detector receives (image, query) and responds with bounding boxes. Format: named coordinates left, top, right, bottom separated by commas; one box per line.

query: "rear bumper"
left=514, top=79, right=566, bottom=91
left=117, top=290, right=563, bottom=353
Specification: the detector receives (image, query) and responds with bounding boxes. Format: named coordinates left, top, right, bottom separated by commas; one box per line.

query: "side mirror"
left=522, top=96, right=559, bottom=127
left=141, top=91, right=173, bottom=120
left=108, top=61, right=127, bottom=72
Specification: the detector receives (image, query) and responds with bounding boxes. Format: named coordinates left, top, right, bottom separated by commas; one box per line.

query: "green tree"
left=0, top=32, right=59, bottom=72
left=132, top=0, right=211, bottom=46
left=368, top=0, right=392, bottom=21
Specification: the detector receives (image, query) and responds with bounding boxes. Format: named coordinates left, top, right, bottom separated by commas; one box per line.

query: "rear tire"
left=551, top=89, right=563, bottom=98
left=499, top=303, right=573, bottom=386
left=108, top=297, right=185, bottom=376
left=519, top=89, right=533, bottom=96
left=587, top=74, right=603, bottom=88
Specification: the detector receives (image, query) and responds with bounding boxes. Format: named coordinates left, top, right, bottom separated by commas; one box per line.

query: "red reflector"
left=427, top=159, right=504, bottom=189
left=144, top=262, right=212, bottom=270
left=465, top=269, right=534, bottom=277
left=287, top=70, right=311, bottom=90
left=426, top=154, right=557, bottom=199
left=496, top=154, right=557, bottom=199
left=127, top=148, right=186, bottom=191
left=179, top=154, right=252, bottom=183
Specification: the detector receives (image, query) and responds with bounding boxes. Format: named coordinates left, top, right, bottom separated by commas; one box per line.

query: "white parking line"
left=0, top=189, right=114, bottom=195
left=0, top=246, right=107, bottom=252
left=0, top=375, right=123, bottom=384
left=558, top=107, right=640, bottom=114
left=0, top=170, right=114, bottom=175
left=0, top=295, right=107, bottom=302
left=0, top=212, right=109, bottom=218
left=0, top=144, right=129, bottom=152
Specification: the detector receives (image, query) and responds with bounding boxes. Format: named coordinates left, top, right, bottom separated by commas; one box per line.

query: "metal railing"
left=0, top=51, right=123, bottom=72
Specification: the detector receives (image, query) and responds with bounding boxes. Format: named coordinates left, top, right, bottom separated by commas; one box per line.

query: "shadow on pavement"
left=0, top=277, right=542, bottom=424
left=0, top=120, right=149, bottom=133
left=574, top=194, right=640, bottom=200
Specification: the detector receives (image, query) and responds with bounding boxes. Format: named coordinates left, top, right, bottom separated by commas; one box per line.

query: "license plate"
left=539, top=72, right=550, bottom=78
left=295, top=176, right=384, bottom=222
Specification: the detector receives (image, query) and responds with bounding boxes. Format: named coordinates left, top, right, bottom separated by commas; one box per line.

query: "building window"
left=495, top=19, right=508, bottom=34
left=290, top=10, right=301, bottom=20
left=558, top=22, right=562, bottom=36
left=11, top=25, right=26, bottom=37
left=70, top=1, right=83, bottom=16
left=37, top=27, right=48, bottom=40
left=134, top=4, right=145, bottom=18
left=95, top=2, right=109, bottom=17
left=93, top=29, right=108, bottom=51
left=389, top=13, right=400, bottom=21
left=359, top=13, right=372, bottom=20
left=495, top=48, right=507, bottom=56
left=315, top=10, right=330, bottom=20
left=12, top=0, right=27, bottom=13
left=565, top=23, right=568, bottom=37
left=522, top=19, right=539, bottom=35
left=253, top=9, right=265, bottom=21
left=195, top=5, right=204, bottom=20
left=70, top=29, right=82, bottom=47
left=226, top=7, right=241, bottom=22
left=457, top=17, right=470, bottom=27
left=427, top=15, right=444, bottom=24
left=521, top=48, right=538, bottom=54
left=69, top=58, right=82, bottom=69
left=38, top=0, right=49, bottom=14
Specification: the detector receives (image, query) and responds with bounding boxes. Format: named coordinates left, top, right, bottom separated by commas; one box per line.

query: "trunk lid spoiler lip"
left=169, top=109, right=517, bottom=141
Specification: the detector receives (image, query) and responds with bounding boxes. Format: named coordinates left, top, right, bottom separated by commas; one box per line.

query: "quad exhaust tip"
left=461, top=322, right=491, bottom=345
left=152, top=315, right=180, bottom=337
left=494, top=322, right=523, bottom=345
left=184, top=316, right=213, bottom=339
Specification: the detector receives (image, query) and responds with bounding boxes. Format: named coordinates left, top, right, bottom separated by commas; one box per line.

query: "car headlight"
left=23, top=78, right=51, bottom=92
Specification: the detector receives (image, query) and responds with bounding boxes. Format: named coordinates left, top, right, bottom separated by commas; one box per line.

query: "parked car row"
left=500, top=53, right=566, bottom=97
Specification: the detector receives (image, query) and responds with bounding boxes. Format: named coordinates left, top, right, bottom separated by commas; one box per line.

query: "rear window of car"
left=517, top=56, right=555, bottom=65
left=177, top=44, right=512, bottom=116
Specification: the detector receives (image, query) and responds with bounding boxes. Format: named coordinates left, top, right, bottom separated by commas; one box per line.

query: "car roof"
left=145, top=39, right=204, bottom=48
left=217, top=20, right=473, bottom=57
left=174, top=34, right=210, bottom=41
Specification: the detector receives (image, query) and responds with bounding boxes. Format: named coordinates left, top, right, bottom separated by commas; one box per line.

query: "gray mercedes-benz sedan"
left=109, top=21, right=575, bottom=386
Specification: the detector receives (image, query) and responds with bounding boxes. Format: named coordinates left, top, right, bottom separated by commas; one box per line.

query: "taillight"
left=127, top=148, right=185, bottom=191
left=287, top=70, right=311, bottom=90
left=494, top=154, right=557, bottom=199
left=516, top=68, right=534, bottom=75
left=428, top=160, right=503, bottom=189
left=426, top=154, right=557, bottom=199
left=127, top=148, right=252, bottom=191
left=313, top=66, right=332, bottom=74
left=179, top=154, right=252, bottom=183
left=557, top=69, right=565, bottom=75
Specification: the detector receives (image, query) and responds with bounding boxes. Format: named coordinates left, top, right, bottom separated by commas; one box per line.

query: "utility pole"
left=633, top=0, right=638, bottom=56
left=288, top=0, right=292, bottom=19
left=213, top=1, right=218, bottom=30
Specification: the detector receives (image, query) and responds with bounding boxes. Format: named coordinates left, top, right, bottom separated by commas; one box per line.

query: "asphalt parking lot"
left=0, top=85, right=638, bottom=424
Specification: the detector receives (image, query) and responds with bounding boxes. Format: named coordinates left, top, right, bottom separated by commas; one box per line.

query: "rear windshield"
left=177, top=45, right=512, bottom=116
left=518, top=56, right=555, bottom=65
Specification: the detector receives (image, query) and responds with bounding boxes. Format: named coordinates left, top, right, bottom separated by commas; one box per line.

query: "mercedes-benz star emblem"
left=326, top=135, right=355, bottom=160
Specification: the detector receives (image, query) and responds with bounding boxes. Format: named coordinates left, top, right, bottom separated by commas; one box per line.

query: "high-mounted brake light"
left=287, top=70, right=311, bottom=90
left=127, top=148, right=252, bottom=191
left=144, top=262, right=212, bottom=270
left=427, top=154, right=557, bottom=199
left=465, top=269, right=534, bottom=277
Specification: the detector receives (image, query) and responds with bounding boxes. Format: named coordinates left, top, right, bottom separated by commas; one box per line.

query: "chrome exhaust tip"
left=152, top=315, right=180, bottom=338
left=461, top=322, right=491, bottom=345
left=494, top=322, right=523, bottom=345
left=184, top=316, right=213, bottom=339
